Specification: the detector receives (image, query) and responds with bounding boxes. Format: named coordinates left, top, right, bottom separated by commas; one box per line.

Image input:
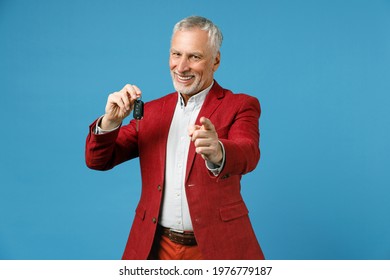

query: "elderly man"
left=85, top=16, right=264, bottom=260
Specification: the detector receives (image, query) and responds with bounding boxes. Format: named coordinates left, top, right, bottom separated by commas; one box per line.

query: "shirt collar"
left=178, top=81, right=214, bottom=108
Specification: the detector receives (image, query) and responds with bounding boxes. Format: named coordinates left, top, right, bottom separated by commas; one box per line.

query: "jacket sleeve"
left=85, top=118, right=139, bottom=171
left=216, top=95, right=261, bottom=181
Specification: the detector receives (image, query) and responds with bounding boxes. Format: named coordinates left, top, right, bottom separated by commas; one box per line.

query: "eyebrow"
left=190, top=52, right=203, bottom=57
left=170, top=49, right=204, bottom=57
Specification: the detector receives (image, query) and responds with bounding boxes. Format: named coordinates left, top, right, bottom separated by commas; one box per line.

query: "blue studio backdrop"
left=1, top=0, right=389, bottom=260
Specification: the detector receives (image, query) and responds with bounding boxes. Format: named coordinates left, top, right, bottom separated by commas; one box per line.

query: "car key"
left=133, top=98, right=144, bottom=131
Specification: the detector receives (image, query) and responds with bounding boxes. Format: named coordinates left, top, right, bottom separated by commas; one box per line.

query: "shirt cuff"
left=206, top=141, right=226, bottom=176
left=94, top=115, right=121, bottom=134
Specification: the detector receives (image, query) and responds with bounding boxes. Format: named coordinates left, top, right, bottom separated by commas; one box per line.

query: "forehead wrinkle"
left=171, top=29, right=210, bottom=51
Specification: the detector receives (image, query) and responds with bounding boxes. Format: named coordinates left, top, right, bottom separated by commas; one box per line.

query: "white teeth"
left=177, top=75, right=192, bottom=80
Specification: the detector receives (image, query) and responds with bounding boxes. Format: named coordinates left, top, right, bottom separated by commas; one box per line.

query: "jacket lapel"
left=158, top=93, right=178, bottom=172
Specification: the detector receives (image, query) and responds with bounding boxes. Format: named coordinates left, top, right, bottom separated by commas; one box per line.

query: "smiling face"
left=169, top=28, right=220, bottom=101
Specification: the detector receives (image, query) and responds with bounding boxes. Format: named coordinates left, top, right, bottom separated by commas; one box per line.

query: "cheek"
left=169, top=58, right=176, bottom=70
left=191, top=65, right=204, bottom=76
left=199, top=62, right=213, bottom=75
left=198, top=66, right=212, bottom=78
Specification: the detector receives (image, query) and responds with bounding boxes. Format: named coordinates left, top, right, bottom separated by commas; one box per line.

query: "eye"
left=190, top=55, right=201, bottom=61
left=171, top=52, right=181, bottom=58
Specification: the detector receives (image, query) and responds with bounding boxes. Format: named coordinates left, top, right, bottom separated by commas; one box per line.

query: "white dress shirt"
left=159, top=83, right=216, bottom=231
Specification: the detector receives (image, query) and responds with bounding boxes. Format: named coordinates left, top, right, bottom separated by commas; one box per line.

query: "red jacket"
left=85, top=81, right=265, bottom=259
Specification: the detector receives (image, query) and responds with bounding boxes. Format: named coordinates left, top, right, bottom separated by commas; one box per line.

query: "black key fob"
left=133, top=99, right=144, bottom=120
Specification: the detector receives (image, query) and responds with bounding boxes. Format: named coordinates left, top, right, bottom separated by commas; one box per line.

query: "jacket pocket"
left=219, top=200, right=249, bottom=222
left=135, top=204, right=146, bottom=221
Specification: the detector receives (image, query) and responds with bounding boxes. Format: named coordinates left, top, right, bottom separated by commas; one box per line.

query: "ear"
left=213, top=51, right=221, bottom=72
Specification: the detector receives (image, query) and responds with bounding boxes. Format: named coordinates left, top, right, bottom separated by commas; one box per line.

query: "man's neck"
left=180, top=81, right=214, bottom=106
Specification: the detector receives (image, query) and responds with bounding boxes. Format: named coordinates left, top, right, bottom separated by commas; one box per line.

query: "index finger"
left=123, top=84, right=142, bottom=100
left=200, top=117, right=215, bottom=131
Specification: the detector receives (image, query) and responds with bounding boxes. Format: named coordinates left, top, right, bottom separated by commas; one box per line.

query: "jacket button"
left=157, top=185, right=162, bottom=191
left=152, top=217, right=157, bottom=223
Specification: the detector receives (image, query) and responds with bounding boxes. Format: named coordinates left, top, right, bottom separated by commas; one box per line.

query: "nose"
left=177, top=56, right=190, bottom=73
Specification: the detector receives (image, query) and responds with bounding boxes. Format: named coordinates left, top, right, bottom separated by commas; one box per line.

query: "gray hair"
left=172, top=16, right=223, bottom=57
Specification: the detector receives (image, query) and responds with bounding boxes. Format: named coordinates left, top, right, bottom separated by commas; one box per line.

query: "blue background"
left=1, top=0, right=389, bottom=260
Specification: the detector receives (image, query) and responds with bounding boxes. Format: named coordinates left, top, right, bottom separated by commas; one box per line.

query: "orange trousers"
left=149, top=234, right=203, bottom=260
